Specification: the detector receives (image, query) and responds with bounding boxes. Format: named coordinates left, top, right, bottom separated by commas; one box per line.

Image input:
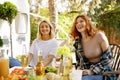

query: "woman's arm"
left=82, top=32, right=113, bottom=75
left=89, top=33, right=113, bottom=74
left=118, top=75, right=120, bottom=80
left=42, top=39, right=58, bottom=67
left=28, top=53, right=33, bottom=65
left=82, top=41, right=110, bottom=75
left=43, top=55, right=54, bottom=67
left=100, top=35, right=109, bottom=52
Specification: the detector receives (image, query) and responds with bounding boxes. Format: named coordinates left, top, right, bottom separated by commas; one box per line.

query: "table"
left=9, top=66, right=103, bottom=80
left=9, top=66, right=47, bottom=80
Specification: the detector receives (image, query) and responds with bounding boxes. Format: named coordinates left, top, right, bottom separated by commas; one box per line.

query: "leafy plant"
left=57, top=46, right=71, bottom=56
left=0, top=1, right=18, bottom=24
left=0, top=4, right=6, bottom=20
left=0, top=37, right=3, bottom=47
left=30, top=17, right=38, bottom=44
left=0, top=1, right=18, bottom=56
left=45, top=66, right=57, bottom=74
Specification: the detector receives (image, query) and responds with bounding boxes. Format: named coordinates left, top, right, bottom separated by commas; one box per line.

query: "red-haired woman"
left=70, top=14, right=116, bottom=80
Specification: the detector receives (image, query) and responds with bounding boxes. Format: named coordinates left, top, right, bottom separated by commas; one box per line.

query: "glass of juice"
left=21, top=55, right=28, bottom=67
left=0, top=58, right=9, bottom=77
left=0, top=50, right=9, bottom=77
left=21, top=44, right=28, bottom=67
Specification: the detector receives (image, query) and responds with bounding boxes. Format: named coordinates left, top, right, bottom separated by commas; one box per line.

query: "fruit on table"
left=20, top=78, right=28, bottom=80
left=11, top=68, right=24, bottom=75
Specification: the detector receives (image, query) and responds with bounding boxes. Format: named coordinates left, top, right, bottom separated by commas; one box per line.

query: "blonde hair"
left=37, top=20, right=55, bottom=40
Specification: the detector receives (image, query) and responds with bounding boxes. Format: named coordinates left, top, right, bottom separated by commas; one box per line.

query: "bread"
left=46, top=72, right=60, bottom=80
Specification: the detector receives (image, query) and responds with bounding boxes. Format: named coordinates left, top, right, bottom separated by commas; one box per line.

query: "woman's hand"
left=82, top=69, right=94, bottom=76
left=77, top=66, right=84, bottom=70
left=43, top=55, right=54, bottom=67
left=28, top=53, right=33, bottom=65
left=118, top=75, right=120, bottom=80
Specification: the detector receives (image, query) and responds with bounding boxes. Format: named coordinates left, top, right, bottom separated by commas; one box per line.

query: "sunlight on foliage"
left=57, top=46, right=71, bottom=56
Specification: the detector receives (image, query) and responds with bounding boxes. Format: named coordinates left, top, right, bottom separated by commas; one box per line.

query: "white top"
left=29, top=38, right=58, bottom=67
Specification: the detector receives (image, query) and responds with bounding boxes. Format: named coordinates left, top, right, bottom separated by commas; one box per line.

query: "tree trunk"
left=9, top=23, right=13, bottom=57
left=48, top=0, right=58, bottom=33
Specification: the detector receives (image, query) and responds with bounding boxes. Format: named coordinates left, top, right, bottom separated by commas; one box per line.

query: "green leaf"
left=0, top=37, right=3, bottom=47
left=57, top=46, right=71, bottom=56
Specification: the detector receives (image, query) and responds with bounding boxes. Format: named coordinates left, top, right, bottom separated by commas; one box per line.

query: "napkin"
left=69, top=70, right=83, bottom=80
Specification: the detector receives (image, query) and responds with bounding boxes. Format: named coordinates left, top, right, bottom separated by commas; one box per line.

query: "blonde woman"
left=28, top=20, right=58, bottom=67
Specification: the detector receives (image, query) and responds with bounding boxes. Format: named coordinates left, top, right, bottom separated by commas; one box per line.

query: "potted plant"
left=0, top=1, right=18, bottom=56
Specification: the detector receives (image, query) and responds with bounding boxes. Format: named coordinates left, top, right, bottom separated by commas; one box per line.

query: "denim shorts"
left=9, top=57, right=21, bottom=68
left=82, top=75, right=103, bottom=80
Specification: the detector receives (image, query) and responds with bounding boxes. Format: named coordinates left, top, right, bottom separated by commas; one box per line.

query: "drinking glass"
left=0, top=49, right=9, bottom=77
left=21, top=55, right=28, bottom=67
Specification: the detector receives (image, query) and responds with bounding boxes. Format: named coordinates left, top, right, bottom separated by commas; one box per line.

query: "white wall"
left=0, top=0, right=30, bottom=57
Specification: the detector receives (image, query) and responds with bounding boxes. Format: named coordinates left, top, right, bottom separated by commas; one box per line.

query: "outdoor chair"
left=102, top=44, right=120, bottom=80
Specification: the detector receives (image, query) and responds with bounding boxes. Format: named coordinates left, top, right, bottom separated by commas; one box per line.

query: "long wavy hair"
left=37, top=20, right=55, bottom=40
left=70, top=14, right=99, bottom=40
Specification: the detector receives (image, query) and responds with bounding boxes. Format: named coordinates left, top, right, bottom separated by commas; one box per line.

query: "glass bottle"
left=59, top=55, right=63, bottom=75
left=21, top=44, right=28, bottom=67
left=0, top=49, right=9, bottom=77
left=36, top=49, right=44, bottom=76
left=60, top=55, right=70, bottom=80
left=63, top=55, right=69, bottom=75
left=38, top=49, right=42, bottom=63
left=68, top=55, right=73, bottom=71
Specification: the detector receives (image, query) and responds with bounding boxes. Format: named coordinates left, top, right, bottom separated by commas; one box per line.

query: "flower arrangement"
left=57, top=46, right=71, bottom=56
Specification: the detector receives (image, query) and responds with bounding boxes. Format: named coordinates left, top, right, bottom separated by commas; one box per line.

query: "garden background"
left=29, top=0, right=120, bottom=45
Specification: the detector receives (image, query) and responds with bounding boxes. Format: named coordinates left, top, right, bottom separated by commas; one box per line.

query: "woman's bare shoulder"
left=95, top=31, right=108, bottom=43
left=95, top=31, right=105, bottom=37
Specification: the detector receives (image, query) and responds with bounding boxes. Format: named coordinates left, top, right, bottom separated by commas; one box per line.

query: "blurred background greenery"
left=29, top=0, right=120, bottom=46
